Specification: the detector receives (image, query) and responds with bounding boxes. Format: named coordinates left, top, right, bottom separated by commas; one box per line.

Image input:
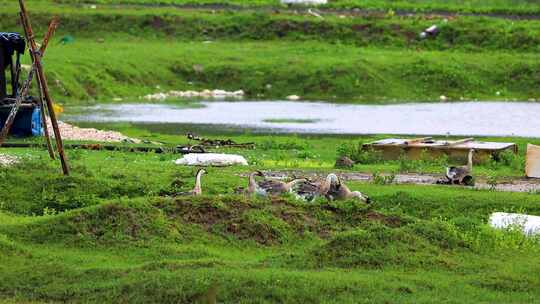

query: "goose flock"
left=179, top=169, right=370, bottom=203
left=179, top=148, right=477, bottom=201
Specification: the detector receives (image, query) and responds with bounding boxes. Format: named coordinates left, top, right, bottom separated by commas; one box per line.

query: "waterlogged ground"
left=67, top=101, right=540, bottom=137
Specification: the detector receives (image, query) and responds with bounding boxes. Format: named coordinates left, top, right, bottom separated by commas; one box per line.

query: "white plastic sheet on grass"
left=281, top=0, right=327, bottom=5
left=175, top=153, right=248, bottom=167
left=489, top=212, right=540, bottom=236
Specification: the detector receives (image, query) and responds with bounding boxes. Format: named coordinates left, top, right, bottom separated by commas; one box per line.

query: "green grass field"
left=2, top=1, right=540, bottom=302
left=13, top=0, right=540, bottom=15
left=1, top=130, right=540, bottom=303
left=2, top=2, right=540, bottom=103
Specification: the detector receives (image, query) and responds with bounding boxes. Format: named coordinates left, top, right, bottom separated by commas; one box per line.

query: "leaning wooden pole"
left=18, top=16, right=58, bottom=160
left=19, top=0, right=69, bottom=175
left=35, top=18, right=59, bottom=160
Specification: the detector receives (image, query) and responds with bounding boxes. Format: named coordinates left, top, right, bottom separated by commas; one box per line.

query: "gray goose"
left=179, top=168, right=206, bottom=196
left=445, top=149, right=475, bottom=185
left=326, top=176, right=371, bottom=203
left=246, top=171, right=305, bottom=196
left=293, top=173, right=338, bottom=202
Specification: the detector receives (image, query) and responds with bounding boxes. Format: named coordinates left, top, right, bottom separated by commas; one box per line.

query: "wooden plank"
left=446, top=138, right=474, bottom=146
left=404, top=137, right=432, bottom=145
left=526, top=144, right=540, bottom=178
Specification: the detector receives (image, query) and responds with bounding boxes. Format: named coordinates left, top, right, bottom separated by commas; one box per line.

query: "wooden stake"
left=19, top=0, right=69, bottom=175
left=35, top=18, right=59, bottom=160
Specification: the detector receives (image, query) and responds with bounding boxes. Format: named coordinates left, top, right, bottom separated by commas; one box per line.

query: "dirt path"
left=259, top=170, right=540, bottom=193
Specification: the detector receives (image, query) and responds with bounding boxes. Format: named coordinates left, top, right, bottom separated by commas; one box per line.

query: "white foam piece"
left=281, top=0, right=327, bottom=5
left=489, top=212, right=540, bottom=236
left=175, top=153, right=248, bottom=167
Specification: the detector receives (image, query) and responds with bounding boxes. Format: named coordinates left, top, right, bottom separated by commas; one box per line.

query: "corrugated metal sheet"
left=526, top=144, right=540, bottom=178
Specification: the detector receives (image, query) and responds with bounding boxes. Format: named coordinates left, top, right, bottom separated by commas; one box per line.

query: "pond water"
left=66, top=101, right=540, bottom=137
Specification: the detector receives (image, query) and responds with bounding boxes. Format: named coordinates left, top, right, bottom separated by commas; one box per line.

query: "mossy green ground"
left=1, top=129, right=540, bottom=302
left=2, top=3, right=540, bottom=102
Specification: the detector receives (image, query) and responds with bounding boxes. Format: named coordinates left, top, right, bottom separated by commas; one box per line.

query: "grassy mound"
left=2, top=200, right=173, bottom=245
left=155, top=195, right=409, bottom=245
left=0, top=158, right=162, bottom=215
left=0, top=40, right=535, bottom=103
left=2, top=10, right=540, bottom=51
left=305, top=220, right=466, bottom=268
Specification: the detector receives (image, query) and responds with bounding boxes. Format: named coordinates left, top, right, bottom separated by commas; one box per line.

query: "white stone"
left=439, top=95, right=448, bottom=101
left=287, top=95, right=301, bottom=101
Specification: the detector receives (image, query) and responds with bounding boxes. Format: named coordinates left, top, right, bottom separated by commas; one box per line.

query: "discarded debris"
left=187, top=133, right=255, bottom=148
left=420, top=25, right=439, bottom=39
left=175, top=153, right=248, bottom=166
left=489, top=212, right=540, bottom=236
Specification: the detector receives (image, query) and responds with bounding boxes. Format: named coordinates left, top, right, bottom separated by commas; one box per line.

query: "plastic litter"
left=489, top=212, right=540, bottom=236
left=281, top=0, right=327, bottom=5
left=175, top=153, right=248, bottom=167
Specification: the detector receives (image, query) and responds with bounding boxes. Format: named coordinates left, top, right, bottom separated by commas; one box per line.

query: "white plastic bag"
left=175, top=153, right=248, bottom=167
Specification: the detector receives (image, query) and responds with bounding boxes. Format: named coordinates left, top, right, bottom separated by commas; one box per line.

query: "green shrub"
left=337, top=142, right=382, bottom=164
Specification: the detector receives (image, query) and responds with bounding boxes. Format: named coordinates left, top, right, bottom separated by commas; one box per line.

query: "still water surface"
left=66, top=101, right=540, bottom=137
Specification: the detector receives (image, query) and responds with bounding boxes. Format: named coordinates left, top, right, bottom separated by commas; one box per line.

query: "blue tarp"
left=0, top=106, right=42, bottom=137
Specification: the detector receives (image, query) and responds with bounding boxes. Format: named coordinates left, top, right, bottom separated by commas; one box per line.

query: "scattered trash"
left=187, top=133, right=255, bottom=148
left=420, top=25, right=439, bottom=39
left=175, top=153, right=248, bottom=167
left=287, top=95, right=301, bottom=101
left=489, top=212, right=540, bottom=236
left=526, top=144, right=540, bottom=178
left=142, top=89, right=244, bottom=101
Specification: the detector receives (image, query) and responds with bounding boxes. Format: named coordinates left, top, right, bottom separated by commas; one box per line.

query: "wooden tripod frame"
left=0, top=0, right=69, bottom=175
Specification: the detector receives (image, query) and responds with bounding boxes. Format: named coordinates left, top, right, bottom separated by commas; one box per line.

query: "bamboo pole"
left=19, top=0, right=69, bottom=175
left=35, top=18, right=59, bottom=160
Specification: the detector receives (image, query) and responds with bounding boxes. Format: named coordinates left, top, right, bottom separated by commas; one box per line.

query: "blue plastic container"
left=0, top=105, right=42, bottom=137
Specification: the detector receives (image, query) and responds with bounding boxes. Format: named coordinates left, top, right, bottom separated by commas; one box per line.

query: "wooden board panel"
left=526, top=144, right=540, bottom=178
